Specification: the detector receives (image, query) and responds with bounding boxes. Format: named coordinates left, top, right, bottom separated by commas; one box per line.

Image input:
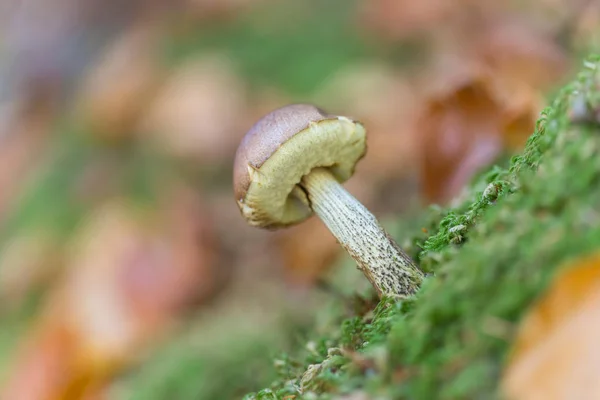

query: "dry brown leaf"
left=0, top=100, right=53, bottom=224
left=0, top=324, right=83, bottom=400
left=276, top=217, right=341, bottom=287
left=473, top=19, right=570, bottom=91
left=358, top=0, right=570, bottom=205
left=140, top=54, right=247, bottom=164
left=358, top=0, right=456, bottom=40
left=416, top=57, right=543, bottom=204
left=501, top=254, right=600, bottom=400
left=76, top=23, right=165, bottom=142
left=207, top=190, right=281, bottom=291
left=1, top=185, right=220, bottom=399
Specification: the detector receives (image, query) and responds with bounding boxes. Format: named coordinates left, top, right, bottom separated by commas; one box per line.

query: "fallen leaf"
left=76, top=23, right=165, bottom=143
left=416, top=55, right=543, bottom=203
left=0, top=324, right=83, bottom=400
left=276, top=217, right=341, bottom=288
left=0, top=99, right=54, bottom=225
left=61, top=188, right=218, bottom=365
left=314, top=62, right=421, bottom=180
left=501, top=253, right=600, bottom=400
left=1, top=184, right=220, bottom=399
left=358, top=0, right=456, bottom=40
left=571, top=0, right=600, bottom=51
left=140, top=54, right=248, bottom=165
left=0, top=0, right=170, bottom=110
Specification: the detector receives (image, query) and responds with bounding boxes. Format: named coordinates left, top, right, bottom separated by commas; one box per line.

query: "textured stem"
left=300, top=168, right=424, bottom=297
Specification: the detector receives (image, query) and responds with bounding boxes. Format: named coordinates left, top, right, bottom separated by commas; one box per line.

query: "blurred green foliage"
left=161, top=0, right=418, bottom=96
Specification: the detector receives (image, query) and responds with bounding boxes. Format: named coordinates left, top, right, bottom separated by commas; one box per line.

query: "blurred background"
left=0, top=0, right=597, bottom=398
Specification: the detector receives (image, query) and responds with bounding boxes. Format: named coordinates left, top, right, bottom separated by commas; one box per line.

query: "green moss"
left=387, top=56, right=600, bottom=399
left=160, top=0, right=423, bottom=97
left=242, top=56, right=600, bottom=399
left=161, top=0, right=373, bottom=96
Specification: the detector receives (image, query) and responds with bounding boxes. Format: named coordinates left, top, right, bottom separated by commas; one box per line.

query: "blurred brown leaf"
left=501, top=254, right=600, bottom=400
left=472, top=18, right=570, bottom=92
left=276, top=217, right=341, bottom=288
left=183, top=0, right=260, bottom=20
left=76, top=23, right=165, bottom=143
left=571, top=0, right=600, bottom=50
left=70, top=157, right=121, bottom=208
left=416, top=55, right=544, bottom=204
left=0, top=100, right=53, bottom=224
left=1, top=184, right=220, bottom=399
left=0, top=324, right=94, bottom=400
left=140, top=54, right=248, bottom=165
left=358, top=0, right=570, bottom=205
left=358, top=0, right=456, bottom=40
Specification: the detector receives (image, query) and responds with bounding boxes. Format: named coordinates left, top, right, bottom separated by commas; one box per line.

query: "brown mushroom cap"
left=233, top=103, right=367, bottom=228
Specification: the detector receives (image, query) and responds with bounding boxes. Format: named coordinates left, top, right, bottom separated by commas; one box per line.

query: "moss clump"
left=242, top=55, right=600, bottom=399
left=387, top=56, right=600, bottom=399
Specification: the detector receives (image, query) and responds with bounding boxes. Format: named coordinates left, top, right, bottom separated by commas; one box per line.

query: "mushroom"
left=233, top=104, right=423, bottom=297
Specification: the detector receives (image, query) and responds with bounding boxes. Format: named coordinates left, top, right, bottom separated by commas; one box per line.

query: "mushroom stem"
left=299, top=167, right=424, bottom=297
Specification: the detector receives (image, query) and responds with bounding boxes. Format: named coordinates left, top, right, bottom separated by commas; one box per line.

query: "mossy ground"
left=232, top=56, right=600, bottom=399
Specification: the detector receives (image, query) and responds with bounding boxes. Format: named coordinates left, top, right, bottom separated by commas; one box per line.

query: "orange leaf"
left=140, top=54, right=248, bottom=165
left=1, top=185, right=220, bottom=400
left=0, top=322, right=104, bottom=400
left=358, top=0, right=456, bottom=40
left=501, top=254, right=600, bottom=400
left=0, top=101, right=53, bottom=224
left=276, top=217, right=341, bottom=287
left=416, top=57, right=542, bottom=204
left=76, top=23, right=165, bottom=143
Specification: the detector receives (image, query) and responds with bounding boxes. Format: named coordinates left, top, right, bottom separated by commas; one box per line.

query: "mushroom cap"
left=233, top=103, right=367, bottom=228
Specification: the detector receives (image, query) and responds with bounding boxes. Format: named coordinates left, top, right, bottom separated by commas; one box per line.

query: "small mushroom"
left=233, top=104, right=423, bottom=296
